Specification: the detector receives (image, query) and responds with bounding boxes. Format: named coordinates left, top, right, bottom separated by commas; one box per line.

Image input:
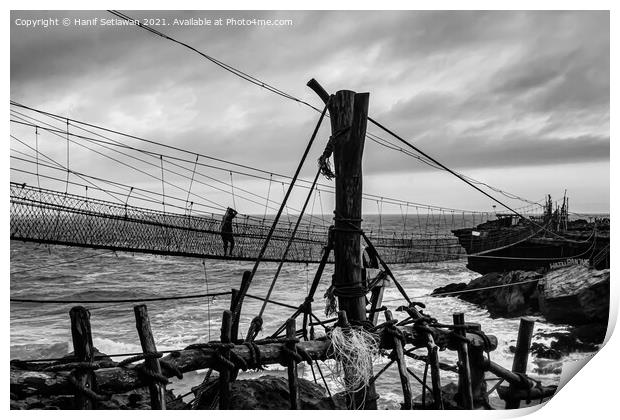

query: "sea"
left=9, top=214, right=598, bottom=409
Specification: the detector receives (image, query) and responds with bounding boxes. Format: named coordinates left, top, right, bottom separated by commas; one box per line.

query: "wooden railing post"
left=385, top=310, right=412, bottom=409
left=453, top=313, right=474, bottom=409
left=286, top=318, right=301, bottom=409
left=69, top=306, right=95, bottom=409
left=134, top=304, right=166, bottom=410
left=506, top=318, right=535, bottom=409
left=219, top=310, right=233, bottom=410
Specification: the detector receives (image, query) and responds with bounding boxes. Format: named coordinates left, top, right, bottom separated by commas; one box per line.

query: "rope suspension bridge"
left=10, top=99, right=545, bottom=265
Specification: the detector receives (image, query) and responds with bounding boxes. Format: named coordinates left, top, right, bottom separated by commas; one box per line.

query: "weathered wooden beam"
left=69, top=306, right=96, bottom=409
left=11, top=337, right=333, bottom=398
left=286, top=319, right=300, bottom=409
left=134, top=304, right=166, bottom=410
left=453, top=313, right=473, bottom=409
left=385, top=310, right=412, bottom=409
left=219, top=310, right=233, bottom=410
left=505, top=318, right=535, bottom=409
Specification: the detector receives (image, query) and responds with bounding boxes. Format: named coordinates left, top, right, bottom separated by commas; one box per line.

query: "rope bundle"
left=325, top=326, right=380, bottom=394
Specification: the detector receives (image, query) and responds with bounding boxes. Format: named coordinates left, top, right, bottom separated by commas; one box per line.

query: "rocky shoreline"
left=431, top=264, right=610, bottom=357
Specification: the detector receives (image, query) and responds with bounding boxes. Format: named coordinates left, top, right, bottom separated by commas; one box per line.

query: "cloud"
left=9, top=10, right=610, bottom=212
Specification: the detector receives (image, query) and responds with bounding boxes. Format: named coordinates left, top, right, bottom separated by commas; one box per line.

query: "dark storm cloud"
left=10, top=10, right=609, bottom=180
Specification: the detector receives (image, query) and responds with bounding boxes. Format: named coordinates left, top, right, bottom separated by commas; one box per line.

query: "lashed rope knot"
left=279, top=337, right=313, bottom=366
left=68, top=375, right=112, bottom=402
left=318, top=126, right=351, bottom=180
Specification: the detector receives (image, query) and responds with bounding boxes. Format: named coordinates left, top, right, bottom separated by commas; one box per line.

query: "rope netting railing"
left=10, top=182, right=467, bottom=264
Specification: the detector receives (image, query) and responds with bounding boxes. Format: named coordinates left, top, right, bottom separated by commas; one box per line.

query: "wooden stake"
left=506, top=318, right=535, bottom=409
left=230, top=271, right=251, bottom=341
left=453, top=313, right=474, bottom=409
left=385, top=310, right=412, bottom=409
left=219, top=310, right=233, bottom=410
left=133, top=304, right=166, bottom=410
left=286, top=318, right=301, bottom=409
left=69, top=306, right=95, bottom=409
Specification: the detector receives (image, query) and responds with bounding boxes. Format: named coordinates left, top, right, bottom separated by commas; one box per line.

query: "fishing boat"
left=452, top=194, right=610, bottom=274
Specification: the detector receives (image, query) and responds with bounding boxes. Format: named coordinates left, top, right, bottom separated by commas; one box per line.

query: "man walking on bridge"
left=221, top=207, right=238, bottom=256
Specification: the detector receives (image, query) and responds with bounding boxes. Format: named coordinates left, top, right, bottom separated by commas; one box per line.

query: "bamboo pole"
left=286, top=318, right=301, bottom=409
left=385, top=310, right=412, bottom=409
left=453, top=313, right=474, bottom=409
left=133, top=304, right=166, bottom=410
left=69, top=306, right=96, bottom=409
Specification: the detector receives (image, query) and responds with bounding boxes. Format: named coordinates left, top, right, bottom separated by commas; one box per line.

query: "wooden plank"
left=133, top=304, right=166, bottom=410
left=453, top=313, right=474, bottom=409
left=69, top=306, right=95, bottom=409
left=385, top=310, right=412, bottom=409
left=286, top=318, right=300, bottom=409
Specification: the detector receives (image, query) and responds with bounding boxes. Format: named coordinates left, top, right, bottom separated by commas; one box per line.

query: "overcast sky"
left=10, top=10, right=610, bottom=214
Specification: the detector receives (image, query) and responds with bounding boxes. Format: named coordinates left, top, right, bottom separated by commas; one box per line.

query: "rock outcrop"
left=538, top=265, right=609, bottom=325
left=432, top=271, right=542, bottom=318
left=432, top=265, right=610, bottom=328
left=194, top=374, right=344, bottom=410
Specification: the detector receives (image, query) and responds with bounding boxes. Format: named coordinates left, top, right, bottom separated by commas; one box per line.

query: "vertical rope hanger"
left=160, top=155, right=166, bottom=213
left=65, top=118, right=70, bottom=194
left=318, top=189, right=326, bottom=228
left=229, top=171, right=237, bottom=209
left=185, top=155, right=199, bottom=215
left=35, top=126, right=41, bottom=189
left=263, top=174, right=273, bottom=222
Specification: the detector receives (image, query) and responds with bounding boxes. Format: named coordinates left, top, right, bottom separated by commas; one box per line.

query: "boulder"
left=193, top=374, right=345, bottom=410
left=538, top=265, right=610, bottom=325
left=432, top=271, right=542, bottom=318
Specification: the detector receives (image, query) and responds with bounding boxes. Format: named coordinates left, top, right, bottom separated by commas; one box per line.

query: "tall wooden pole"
left=330, top=89, right=369, bottom=323
left=328, top=89, right=376, bottom=409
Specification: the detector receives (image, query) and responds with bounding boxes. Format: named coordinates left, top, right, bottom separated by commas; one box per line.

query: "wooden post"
left=231, top=271, right=251, bottom=341
left=328, top=89, right=376, bottom=410
left=69, top=306, right=96, bottom=409
left=466, top=323, right=489, bottom=408
left=286, top=318, right=301, bottom=409
left=219, top=310, right=233, bottom=410
left=506, top=318, right=535, bottom=409
left=385, top=310, right=412, bottom=409
left=133, top=304, right=166, bottom=410
left=453, top=313, right=474, bottom=409
left=427, top=337, right=444, bottom=409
